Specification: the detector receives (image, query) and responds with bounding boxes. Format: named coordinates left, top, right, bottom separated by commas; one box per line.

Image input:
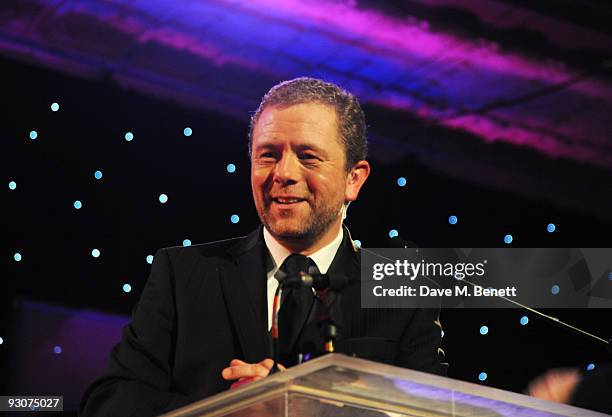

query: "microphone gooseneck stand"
left=270, top=285, right=282, bottom=374
left=270, top=271, right=349, bottom=373
left=314, top=288, right=338, bottom=354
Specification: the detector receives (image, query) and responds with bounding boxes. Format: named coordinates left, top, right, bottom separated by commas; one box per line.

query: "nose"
left=272, top=153, right=301, bottom=184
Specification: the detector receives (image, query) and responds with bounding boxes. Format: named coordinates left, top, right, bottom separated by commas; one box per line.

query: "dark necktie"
left=275, top=254, right=317, bottom=365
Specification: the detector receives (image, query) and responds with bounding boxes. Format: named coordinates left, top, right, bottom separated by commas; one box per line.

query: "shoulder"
left=156, top=226, right=263, bottom=264
left=161, top=236, right=242, bottom=258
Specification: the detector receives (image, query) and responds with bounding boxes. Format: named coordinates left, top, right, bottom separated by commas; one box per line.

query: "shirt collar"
left=263, top=225, right=344, bottom=275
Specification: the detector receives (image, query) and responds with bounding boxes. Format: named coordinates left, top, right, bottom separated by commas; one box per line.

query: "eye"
left=299, top=153, right=319, bottom=160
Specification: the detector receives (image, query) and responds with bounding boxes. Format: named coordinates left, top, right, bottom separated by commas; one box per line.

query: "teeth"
left=276, top=198, right=300, bottom=204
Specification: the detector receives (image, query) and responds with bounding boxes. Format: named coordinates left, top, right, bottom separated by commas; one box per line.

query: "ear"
left=344, top=160, right=370, bottom=203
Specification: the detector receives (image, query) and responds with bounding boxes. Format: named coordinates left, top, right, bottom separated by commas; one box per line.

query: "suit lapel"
left=327, top=225, right=361, bottom=285
left=219, top=227, right=271, bottom=363
left=325, top=225, right=361, bottom=337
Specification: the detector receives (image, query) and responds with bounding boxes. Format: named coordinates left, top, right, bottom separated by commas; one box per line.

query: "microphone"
left=273, top=272, right=351, bottom=363
left=279, top=272, right=349, bottom=291
left=271, top=271, right=349, bottom=373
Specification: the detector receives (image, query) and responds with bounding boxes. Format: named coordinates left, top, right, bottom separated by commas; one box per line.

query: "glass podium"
left=160, top=354, right=607, bottom=417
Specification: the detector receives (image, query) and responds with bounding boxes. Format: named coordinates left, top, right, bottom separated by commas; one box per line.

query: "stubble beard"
left=259, top=199, right=343, bottom=249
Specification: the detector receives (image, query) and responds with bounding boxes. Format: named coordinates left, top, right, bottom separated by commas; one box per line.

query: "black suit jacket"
left=80, top=226, right=446, bottom=417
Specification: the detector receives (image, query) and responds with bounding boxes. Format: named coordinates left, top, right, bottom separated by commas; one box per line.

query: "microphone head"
left=313, top=274, right=349, bottom=291
left=281, top=273, right=349, bottom=291
left=279, top=274, right=311, bottom=289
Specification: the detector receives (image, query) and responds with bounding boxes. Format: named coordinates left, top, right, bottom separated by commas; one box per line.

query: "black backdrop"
left=2, top=56, right=611, bottom=413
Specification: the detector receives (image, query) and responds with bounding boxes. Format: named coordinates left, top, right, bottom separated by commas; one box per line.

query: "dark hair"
left=249, top=77, right=367, bottom=170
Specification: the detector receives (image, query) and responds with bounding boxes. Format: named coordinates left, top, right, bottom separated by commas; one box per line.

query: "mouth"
left=270, top=197, right=307, bottom=206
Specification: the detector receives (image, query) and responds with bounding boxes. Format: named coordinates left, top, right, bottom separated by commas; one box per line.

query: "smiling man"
left=80, top=78, right=446, bottom=417
left=251, top=100, right=369, bottom=253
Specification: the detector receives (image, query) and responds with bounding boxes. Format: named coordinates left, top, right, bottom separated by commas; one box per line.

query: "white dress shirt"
left=263, top=225, right=344, bottom=330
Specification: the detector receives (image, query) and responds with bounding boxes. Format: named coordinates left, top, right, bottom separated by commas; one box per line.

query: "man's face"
left=250, top=102, right=367, bottom=249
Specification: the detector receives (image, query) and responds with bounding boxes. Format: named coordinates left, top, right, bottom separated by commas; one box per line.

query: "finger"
left=528, top=376, right=554, bottom=400
left=230, top=376, right=264, bottom=389
left=259, top=359, right=275, bottom=370
left=548, top=369, right=580, bottom=403
left=528, top=382, right=548, bottom=399
left=229, top=358, right=273, bottom=368
left=222, top=364, right=270, bottom=380
left=278, top=363, right=287, bottom=371
left=231, top=379, right=251, bottom=389
left=544, top=375, right=560, bottom=402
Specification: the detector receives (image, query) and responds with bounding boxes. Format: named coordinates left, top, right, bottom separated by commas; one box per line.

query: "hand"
left=221, top=358, right=286, bottom=389
left=528, top=368, right=582, bottom=404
